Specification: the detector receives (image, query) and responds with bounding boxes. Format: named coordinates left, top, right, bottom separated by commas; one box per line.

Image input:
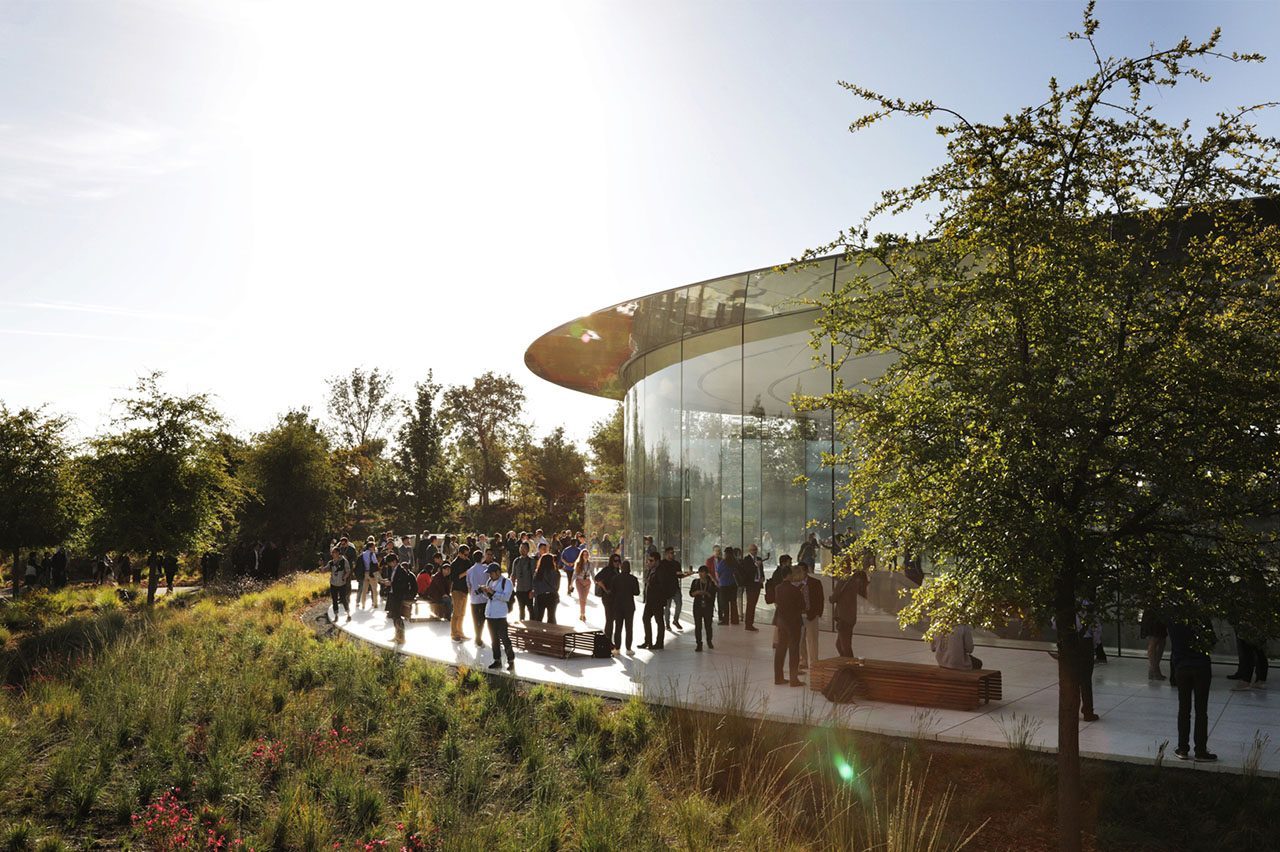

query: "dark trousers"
left=835, top=616, right=855, bottom=657
left=717, top=586, right=739, bottom=624
left=533, top=592, right=558, bottom=624
left=470, top=603, right=487, bottom=644
left=329, top=584, right=350, bottom=616
left=612, top=607, right=634, bottom=650
left=775, top=619, right=802, bottom=682
left=744, top=585, right=761, bottom=628
left=514, top=590, right=532, bottom=620
left=488, top=618, right=514, bottom=665
left=601, top=597, right=616, bottom=646
left=1239, top=639, right=1270, bottom=683
left=1067, top=636, right=1096, bottom=715
left=642, top=599, right=666, bottom=647
left=693, top=605, right=714, bottom=647
left=1175, top=664, right=1212, bottom=753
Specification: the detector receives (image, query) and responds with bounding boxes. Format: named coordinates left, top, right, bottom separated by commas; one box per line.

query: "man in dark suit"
left=382, top=552, right=416, bottom=644
left=767, top=562, right=807, bottom=686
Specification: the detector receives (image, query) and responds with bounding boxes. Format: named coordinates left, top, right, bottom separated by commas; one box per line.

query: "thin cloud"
left=0, top=328, right=181, bottom=344
left=2, top=300, right=216, bottom=327
left=0, top=115, right=194, bottom=203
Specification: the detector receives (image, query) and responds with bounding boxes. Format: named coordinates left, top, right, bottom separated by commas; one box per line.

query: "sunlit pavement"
left=335, top=589, right=1278, bottom=778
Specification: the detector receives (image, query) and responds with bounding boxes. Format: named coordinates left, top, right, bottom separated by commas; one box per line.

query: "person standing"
left=610, top=560, right=640, bottom=653
left=742, top=544, right=765, bottom=631
left=480, top=562, right=515, bottom=671
left=767, top=563, right=807, bottom=686
left=382, top=552, right=416, bottom=644
left=572, top=550, right=595, bottom=622
left=797, top=562, right=825, bottom=671
left=638, top=552, right=667, bottom=650
left=559, top=534, right=582, bottom=601
left=163, top=552, right=177, bottom=592
left=532, top=553, right=560, bottom=624
left=831, top=569, right=867, bottom=658
left=716, top=549, right=739, bottom=626
left=448, top=545, right=472, bottom=642
left=510, top=542, right=535, bottom=620
left=1232, top=628, right=1270, bottom=691
left=146, top=551, right=161, bottom=605
left=1140, top=608, right=1168, bottom=681
left=594, top=553, right=620, bottom=642
left=355, top=537, right=380, bottom=610
left=1169, top=619, right=1217, bottom=762
left=466, top=550, right=491, bottom=648
left=657, top=547, right=687, bottom=630
left=689, top=565, right=717, bottom=652
left=326, top=547, right=353, bottom=623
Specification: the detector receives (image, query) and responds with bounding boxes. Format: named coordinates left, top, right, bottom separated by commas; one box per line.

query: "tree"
left=512, top=427, right=588, bottom=532
left=441, top=372, right=527, bottom=513
left=586, top=404, right=624, bottom=493
left=325, top=367, right=401, bottom=450
left=83, top=373, right=239, bottom=559
left=240, top=410, right=344, bottom=569
left=0, top=405, right=82, bottom=592
left=394, top=372, right=457, bottom=533
left=796, top=7, right=1280, bottom=850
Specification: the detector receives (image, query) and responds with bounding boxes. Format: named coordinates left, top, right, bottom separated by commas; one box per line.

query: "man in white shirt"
left=465, top=551, right=491, bottom=648
left=481, top=562, right=515, bottom=671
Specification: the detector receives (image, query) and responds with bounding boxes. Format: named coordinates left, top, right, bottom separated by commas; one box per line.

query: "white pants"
left=799, top=617, right=820, bottom=666
left=358, top=572, right=380, bottom=608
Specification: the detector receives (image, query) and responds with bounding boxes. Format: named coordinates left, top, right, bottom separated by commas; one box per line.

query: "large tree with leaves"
left=586, top=404, right=624, bottom=493
left=325, top=367, right=401, bottom=450
left=512, top=427, right=588, bottom=532
left=442, top=371, right=527, bottom=513
left=240, top=410, right=344, bottom=568
left=0, top=405, right=82, bottom=592
left=797, top=7, right=1280, bottom=850
left=83, top=373, right=240, bottom=559
left=394, top=372, right=457, bottom=533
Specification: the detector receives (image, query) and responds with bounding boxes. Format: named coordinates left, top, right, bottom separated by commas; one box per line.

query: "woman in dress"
left=572, top=549, right=595, bottom=622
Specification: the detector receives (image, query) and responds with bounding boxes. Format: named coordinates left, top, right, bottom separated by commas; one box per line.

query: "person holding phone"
left=689, top=564, right=717, bottom=652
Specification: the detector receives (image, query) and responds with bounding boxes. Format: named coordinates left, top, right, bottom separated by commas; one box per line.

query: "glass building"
left=525, top=256, right=1225, bottom=657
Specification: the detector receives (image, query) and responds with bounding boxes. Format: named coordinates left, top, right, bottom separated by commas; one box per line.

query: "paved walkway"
left=335, top=591, right=1278, bottom=778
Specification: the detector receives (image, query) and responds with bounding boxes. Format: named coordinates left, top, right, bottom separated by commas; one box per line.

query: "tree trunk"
left=1056, top=610, right=1083, bottom=852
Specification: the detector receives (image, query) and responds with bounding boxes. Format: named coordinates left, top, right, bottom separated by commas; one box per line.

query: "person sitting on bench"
left=931, top=624, right=982, bottom=670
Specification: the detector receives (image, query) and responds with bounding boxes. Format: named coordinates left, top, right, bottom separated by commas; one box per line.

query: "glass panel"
left=744, top=258, right=837, bottom=321
left=682, top=325, right=742, bottom=564
left=642, top=342, right=683, bottom=558
left=684, top=275, right=747, bottom=336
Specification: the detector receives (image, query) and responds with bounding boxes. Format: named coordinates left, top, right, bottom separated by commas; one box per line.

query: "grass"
left=0, top=575, right=1270, bottom=850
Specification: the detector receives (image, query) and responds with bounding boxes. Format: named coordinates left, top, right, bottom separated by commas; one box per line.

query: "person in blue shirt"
left=559, top=534, right=583, bottom=601
left=716, top=550, right=739, bottom=625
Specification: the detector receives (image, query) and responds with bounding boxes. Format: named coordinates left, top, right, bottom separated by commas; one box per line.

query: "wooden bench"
left=810, top=657, right=1002, bottom=712
left=509, top=621, right=605, bottom=659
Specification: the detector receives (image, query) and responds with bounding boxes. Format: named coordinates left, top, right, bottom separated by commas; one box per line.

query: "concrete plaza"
left=335, top=589, right=1278, bottom=778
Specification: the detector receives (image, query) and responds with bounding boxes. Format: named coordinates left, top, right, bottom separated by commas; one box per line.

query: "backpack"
left=822, top=667, right=864, bottom=704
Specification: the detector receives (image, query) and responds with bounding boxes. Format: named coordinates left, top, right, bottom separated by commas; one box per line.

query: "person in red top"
left=423, top=562, right=453, bottom=621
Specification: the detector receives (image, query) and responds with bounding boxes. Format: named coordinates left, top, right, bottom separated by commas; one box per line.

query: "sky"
left=1, top=0, right=1277, bottom=446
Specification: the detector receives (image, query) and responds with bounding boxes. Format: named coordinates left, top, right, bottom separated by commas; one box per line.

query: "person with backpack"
left=594, top=552, right=620, bottom=642
left=480, top=562, right=515, bottom=671
left=326, top=547, right=353, bottom=623
left=767, top=562, right=807, bottom=686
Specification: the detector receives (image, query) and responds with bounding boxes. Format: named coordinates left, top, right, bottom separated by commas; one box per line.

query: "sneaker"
left=1194, top=751, right=1218, bottom=763
left=1174, top=747, right=1192, bottom=761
